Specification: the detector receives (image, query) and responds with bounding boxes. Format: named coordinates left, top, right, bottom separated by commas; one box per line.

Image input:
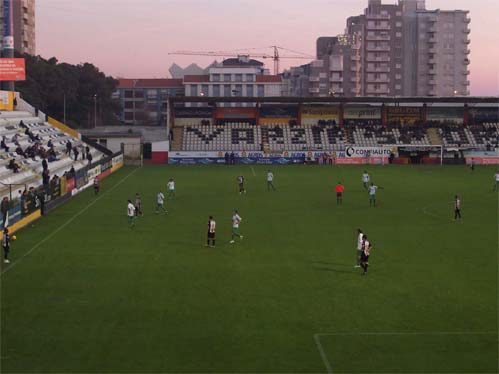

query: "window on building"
left=190, top=85, right=198, bottom=96
left=396, top=32, right=402, bottom=37
left=257, top=84, right=265, bottom=97
left=224, top=74, right=231, bottom=82
left=246, top=74, right=254, bottom=82
left=396, top=11, right=402, bottom=16
left=212, top=74, right=220, bottom=82
left=201, top=85, right=209, bottom=96
left=134, top=90, right=144, bottom=98
left=235, top=74, right=243, bottom=82
left=224, top=85, right=231, bottom=97
left=395, top=21, right=402, bottom=27
left=235, top=84, right=243, bottom=96
left=213, top=85, right=220, bottom=97
left=125, top=112, right=133, bottom=120
left=395, top=84, right=402, bottom=90
left=124, top=101, right=133, bottom=109
left=246, top=85, right=254, bottom=97
left=396, top=63, right=402, bottom=69
left=124, top=90, right=133, bottom=98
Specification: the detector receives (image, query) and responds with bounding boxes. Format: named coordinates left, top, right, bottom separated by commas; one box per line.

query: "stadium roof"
left=169, top=96, right=499, bottom=105
left=118, top=79, right=183, bottom=88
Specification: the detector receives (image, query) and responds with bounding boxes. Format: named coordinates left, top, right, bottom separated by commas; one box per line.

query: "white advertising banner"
left=342, top=146, right=394, bottom=158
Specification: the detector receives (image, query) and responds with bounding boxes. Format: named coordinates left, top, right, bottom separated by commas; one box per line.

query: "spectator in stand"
left=42, top=169, right=50, bottom=189
left=87, top=151, right=93, bottom=165
left=15, top=145, right=26, bottom=158
left=224, top=152, right=229, bottom=165
left=19, top=120, right=27, bottom=129
left=1, top=197, right=9, bottom=227
left=66, top=140, right=72, bottom=155
left=1, top=136, right=9, bottom=152
left=48, top=147, right=57, bottom=162
left=47, top=139, right=53, bottom=148
left=230, top=151, right=235, bottom=165
left=73, top=147, right=79, bottom=161
left=51, top=174, right=59, bottom=187
left=85, top=146, right=90, bottom=160
left=8, top=159, right=19, bottom=173
left=13, top=97, right=17, bottom=109
left=11, top=133, right=19, bottom=145
left=42, top=157, right=48, bottom=172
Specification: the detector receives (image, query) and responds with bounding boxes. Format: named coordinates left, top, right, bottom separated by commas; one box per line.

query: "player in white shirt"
left=494, top=171, right=499, bottom=192
left=362, top=171, right=370, bottom=189
left=155, top=191, right=167, bottom=214
left=368, top=182, right=383, bottom=207
left=229, top=210, right=243, bottom=243
left=355, top=228, right=364, bottom=268
left=206, top=216, right=216, bottom=248
left=127, top=200, right=136, bottom=228
left=267, top=170, right=276, bottom=191
left=167, top=178, right=175, bottom=199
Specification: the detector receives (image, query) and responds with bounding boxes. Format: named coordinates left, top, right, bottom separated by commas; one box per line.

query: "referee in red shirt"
left=335, top=182, right=345, bottom=205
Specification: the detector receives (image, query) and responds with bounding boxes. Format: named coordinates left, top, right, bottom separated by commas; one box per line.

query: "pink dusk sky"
left=37, top=0, right=498, bottom=95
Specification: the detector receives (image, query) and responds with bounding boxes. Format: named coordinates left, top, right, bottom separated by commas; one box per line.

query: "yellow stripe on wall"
left=48, top=116, right=80, bottom=138
left=10, top=210, right=41, bottom=234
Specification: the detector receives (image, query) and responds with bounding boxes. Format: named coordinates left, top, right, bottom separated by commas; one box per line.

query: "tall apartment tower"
left=288, top=0, right=471, bottom=97
left=356, top=0, right=470, bottom=96
left=0, top=0, right=36, bottom=55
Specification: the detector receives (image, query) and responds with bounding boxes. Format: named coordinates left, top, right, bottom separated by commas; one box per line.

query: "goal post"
left=386, top=144, right=444, bottom=165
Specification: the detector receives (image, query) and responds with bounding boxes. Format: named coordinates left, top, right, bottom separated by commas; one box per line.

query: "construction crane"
left=169, top=46, right=314, bottom=75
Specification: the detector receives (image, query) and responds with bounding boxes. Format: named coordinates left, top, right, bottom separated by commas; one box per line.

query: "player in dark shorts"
left=237, top=175, right=246, bottom=194
left=454, top=195, right=462, bottom=220
left=2, top=228, right=11, bottom=264
left=360, top=235, right=372, bottom=276
left=93, top=176, right=100, bottom=195
left=335, top=182, right=344, bottom=205
left=206, top=216, right=216, bottom=248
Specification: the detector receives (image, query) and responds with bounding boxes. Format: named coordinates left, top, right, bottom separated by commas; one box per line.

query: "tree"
left=14, top=53, right=120, bottom=128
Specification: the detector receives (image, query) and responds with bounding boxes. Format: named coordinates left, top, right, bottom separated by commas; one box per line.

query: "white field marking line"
left=250, top=165, right=256, bottom=176
left=0, top=167, right=141, bottom=276
left=314, top=331, right=497, bottom=374
left=314, top=333, right=333, bottom=374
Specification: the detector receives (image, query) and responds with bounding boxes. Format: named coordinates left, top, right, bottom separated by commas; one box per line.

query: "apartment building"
left=0, top=0, right=36, bottom=55
left=115, top=79, right=184, bottom=126
left=285, top=0, right=470, bottom=97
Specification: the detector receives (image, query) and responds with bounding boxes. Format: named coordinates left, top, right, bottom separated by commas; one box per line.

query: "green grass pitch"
left=1, top=164, right=497, bottom=373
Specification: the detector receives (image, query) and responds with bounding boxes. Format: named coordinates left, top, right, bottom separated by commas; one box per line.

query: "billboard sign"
left=0, top=58, right=26, bottom=81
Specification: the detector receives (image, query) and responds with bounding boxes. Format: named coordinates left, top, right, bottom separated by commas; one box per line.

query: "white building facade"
left=183, top=56, right=282, bottom=106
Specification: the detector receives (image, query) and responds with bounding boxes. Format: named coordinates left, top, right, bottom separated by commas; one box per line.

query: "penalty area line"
left=0, top=166, right=142, bottom=277
left=313, top=331, right=497, bottom=373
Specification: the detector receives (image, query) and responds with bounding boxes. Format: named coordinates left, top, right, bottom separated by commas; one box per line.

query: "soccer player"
left=368, top=182, right=383, bottom=207
left=454, top=195, right=462, bottom=220
left=135, top=193, right=142, bottom=216
left=362, top=171, right=370, bottom=189
left=360, top=236, right=372, bottom=276
left=206, top=216, right=216, bottom=248
left=2, top=228, right=11, bottom=263
left=494, top=171, right=499, bottom=192
left=155, top=191, right=167, bottom=214
left=355, top=228, right=364, bottom=268
left=237, top=175, right=246, bottom=194
left=127, top=200, right=136, bottom=228
left=335, top=182, right=344, bottom=205
left=267, top=170, right=276, bottom=191
left=230, top=210, right=243, bottom=243
left=93, top=176, right=100, bottom=195
left=167, top=178, right=175, bottom=199
left=470, top=158, right=475, bottom=172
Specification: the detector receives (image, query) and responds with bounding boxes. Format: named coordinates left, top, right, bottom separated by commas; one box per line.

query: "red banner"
left=0, top=58, right=26, bottom=81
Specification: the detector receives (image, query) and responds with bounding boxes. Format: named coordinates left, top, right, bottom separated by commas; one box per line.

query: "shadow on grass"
left=313, top=266, right=357, bottom=274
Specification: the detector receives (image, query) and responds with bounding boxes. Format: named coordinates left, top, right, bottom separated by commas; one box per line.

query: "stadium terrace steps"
left=176, top=122, right=499, bottom=151
left=171, top=127, right=183, bottom=151
left=0, top=110, right=106, bottom=199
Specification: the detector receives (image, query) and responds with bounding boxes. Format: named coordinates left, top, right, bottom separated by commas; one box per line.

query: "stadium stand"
left=0, top=110, right=104, bottom=199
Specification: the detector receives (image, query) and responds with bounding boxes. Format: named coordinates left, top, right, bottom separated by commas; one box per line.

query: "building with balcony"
left=116, top=79, right=184, bottom=126
left=285, top=0, right=471, bottom=97
left=182, top=56, right=282, bottom=106
left=0, top=0, right=36, bottom=55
